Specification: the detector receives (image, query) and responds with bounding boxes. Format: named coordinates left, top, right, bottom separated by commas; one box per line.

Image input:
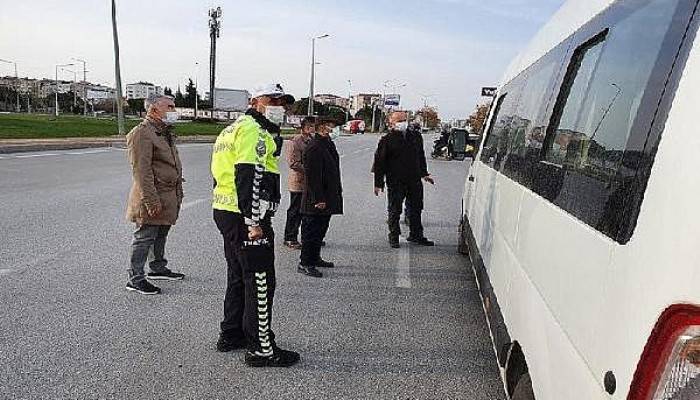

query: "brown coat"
left=285, top=133, right=312, bottom=193
left=125, top=118, right=184, bottom=226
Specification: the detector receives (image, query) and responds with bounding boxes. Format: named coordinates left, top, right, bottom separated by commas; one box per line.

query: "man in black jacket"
left=298, top=118, right=343, bottom=278
left=373, top=111, right=435, bottom=248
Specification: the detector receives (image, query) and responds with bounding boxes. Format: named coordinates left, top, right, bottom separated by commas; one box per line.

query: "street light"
left=111, top=0, right=126, bottom=135
left=71, top=57, right=88, bottom=115
left=380, top=79, right=407, bottom=132
left=346, top=79, right=352, bottom=123
left=61, top=68, right=78, bottom=109
left=55, top=62, right=75, bottom=117
left=308, top=33, right=330, bottom=116
left=0, top=58, right=20, bottom=112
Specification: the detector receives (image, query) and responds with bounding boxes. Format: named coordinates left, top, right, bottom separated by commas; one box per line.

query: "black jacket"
left=372, top=128, right=429, bottom=188
left=301, top=134, right=344, bottom=215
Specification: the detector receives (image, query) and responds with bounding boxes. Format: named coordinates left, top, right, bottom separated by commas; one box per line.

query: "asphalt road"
left=0, top=134, right=505, bottom=400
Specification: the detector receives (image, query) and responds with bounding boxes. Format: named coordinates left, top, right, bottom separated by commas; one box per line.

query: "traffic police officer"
left=211, top=83, right=299, bottom=367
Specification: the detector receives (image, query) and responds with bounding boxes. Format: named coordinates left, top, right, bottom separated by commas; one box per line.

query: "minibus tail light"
left=628, top=305, right=700, bottom=400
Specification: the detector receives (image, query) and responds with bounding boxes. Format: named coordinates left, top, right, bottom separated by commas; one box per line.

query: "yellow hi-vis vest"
left=211, top=115, right=280, bottom=213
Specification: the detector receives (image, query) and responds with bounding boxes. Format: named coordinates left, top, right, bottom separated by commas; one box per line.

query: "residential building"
left=125, top=82, right=163, bottom=100
left=314, top=93, right=349, bottom=110
left=350, top=93, right=381, bottom=116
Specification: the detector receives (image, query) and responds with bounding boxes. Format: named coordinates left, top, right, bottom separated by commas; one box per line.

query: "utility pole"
left=209, top=7, right=222, bottom=110
left=111, top=0, right=125, bottom=134
left=72, top=58, right=88, bottom=116
left=0, top=59, right=20, bottom=112
left=308, top=34, right=329, bottom=116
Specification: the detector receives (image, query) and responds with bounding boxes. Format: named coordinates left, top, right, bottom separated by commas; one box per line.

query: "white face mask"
left=264, top=105, right=286, bottom=125
left=394, top=121, right=408, bottom=132
left=329, top=127, right=341, bottom=140
left=163, top=111, right=178, bottom=125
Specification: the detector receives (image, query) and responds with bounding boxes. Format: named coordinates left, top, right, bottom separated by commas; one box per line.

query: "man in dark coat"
left=373, top=111, right=435, bottom=248
left=298, top=118, right=343, bottom=278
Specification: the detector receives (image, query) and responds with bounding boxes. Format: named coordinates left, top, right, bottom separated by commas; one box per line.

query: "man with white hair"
left=125, top=94, right=185, bottom=295
left=211, top=83, right=300, bottom=368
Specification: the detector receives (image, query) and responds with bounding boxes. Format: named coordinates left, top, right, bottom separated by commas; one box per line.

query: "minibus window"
left=539, top=0, right=685, bottom=239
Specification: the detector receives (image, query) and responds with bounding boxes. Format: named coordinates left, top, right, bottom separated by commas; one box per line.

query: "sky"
left=0, top=0, right=565, bottom=119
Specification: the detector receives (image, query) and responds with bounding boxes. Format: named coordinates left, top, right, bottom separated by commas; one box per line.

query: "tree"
left=184, top=79, right=199, bottom=108
left=127, top=98, right=145, bottom=114
left=163, top=86, right=173, bottom=96
left=289, top=97, right=326, bottom=116
left=326, top=106, right=348, bottom=124
left=467, top=102, right=492, bottom=134
left=174, top=86, right=185, bottom=107
left=419, top=107, right=440, bottom=129
left=355, top=105, right=384, bottom=132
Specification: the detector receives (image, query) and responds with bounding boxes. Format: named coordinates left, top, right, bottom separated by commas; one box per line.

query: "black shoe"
left=126, top=280, right=161, bottom=295
left=297, top=264, right=323, bottom=278
left=216, top=335, right=247, bottom=352
left=389, top=236, right=400, bottom=248
left=407, top=237, right=435, bottom=246
left=316, top=259, right=335, bottom=268
left=283, top=240, right=302, bottom=250
left=245, top=348, right=300, bottom=368
left=147, top=270, right=185, bottom=281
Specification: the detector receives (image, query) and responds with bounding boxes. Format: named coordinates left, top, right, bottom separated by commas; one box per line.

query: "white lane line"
left=181, top=198, right=208, bottom=210
left=0, top=269, right=12, bottom=276
left=396, top=236, right=412, bottom=288
left=14, top=153, right=59, bottom=158
left=66, top=149, right=110, bottom=155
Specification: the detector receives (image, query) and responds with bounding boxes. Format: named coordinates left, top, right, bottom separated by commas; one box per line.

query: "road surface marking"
left=396, top=236, right=412, bottom=288
left=66, top=149, right=110, bottom=155
left=15, top=153, right=59, bottom=158
left=181, top=198, right=208, bottom=210
left=0, top=269, right=12, bottom=276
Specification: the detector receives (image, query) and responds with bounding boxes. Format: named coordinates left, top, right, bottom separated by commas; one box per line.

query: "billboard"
left=384, top=94, right=400, bottom=107
left=214, top=88, right=250, bottom=112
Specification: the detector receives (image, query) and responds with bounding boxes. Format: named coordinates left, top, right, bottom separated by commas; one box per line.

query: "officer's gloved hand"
left=273, top=134, right=284, bottom=157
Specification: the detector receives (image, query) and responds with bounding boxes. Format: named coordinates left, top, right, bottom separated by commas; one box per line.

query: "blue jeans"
left=128, top=224, right=171, bottom=283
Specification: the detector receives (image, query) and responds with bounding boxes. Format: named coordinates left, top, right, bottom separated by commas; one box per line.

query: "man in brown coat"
left=283, top=116, right=316, bottom=249
left=125, top=94, right=185, bottom=295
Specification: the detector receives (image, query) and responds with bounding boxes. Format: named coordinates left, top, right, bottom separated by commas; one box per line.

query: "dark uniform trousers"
left=387, top=180, right=424, bottom=240
left=213, top=209, right=276, bottom=355
left=300, top=215, right=331, bottom=266
left=283, top=192, right=303, bottom=242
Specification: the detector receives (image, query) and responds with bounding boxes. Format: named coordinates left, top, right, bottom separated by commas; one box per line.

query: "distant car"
left=345, top=119, right=366, bottom=134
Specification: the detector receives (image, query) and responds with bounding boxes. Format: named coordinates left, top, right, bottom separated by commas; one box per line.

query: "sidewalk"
left=0, top=135, right=217, bottom=154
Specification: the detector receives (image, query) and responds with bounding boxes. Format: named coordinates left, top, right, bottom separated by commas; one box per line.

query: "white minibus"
left=460, top=0, right=700, bottom=398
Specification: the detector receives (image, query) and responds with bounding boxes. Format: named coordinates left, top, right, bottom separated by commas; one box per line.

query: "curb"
left=0, top=136, right=218, bottom=155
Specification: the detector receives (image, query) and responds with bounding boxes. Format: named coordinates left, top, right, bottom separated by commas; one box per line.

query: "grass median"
left=0, top=113, right=297, bottom=139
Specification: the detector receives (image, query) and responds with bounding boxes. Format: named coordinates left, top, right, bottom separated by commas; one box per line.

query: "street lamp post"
left=61, top=68, right=78, bottom=109
left=308, top=34, right=329, bottom=116
left=72, top=58, right=88, bottom=116
left=346, top=79, right=351, bottom=123
left=0, top=59, right=20, bottom=112
left=55, top=63, right=74, bottom=117
left=111, top=0, right=126, bottom=135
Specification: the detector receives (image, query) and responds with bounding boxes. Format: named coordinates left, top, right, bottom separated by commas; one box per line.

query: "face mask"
left=329, top=127, right=341, bottom=140
left=163, top=111, right=178, bottom=125
left=394, top=121, right=408, bottom=132
left=264, top=106, right=286, bottom=125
